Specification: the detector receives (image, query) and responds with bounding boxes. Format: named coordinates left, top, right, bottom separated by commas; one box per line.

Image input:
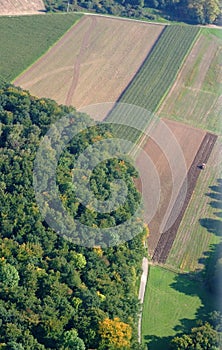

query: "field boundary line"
left=114, top=26, right=167, bottom=107
left=152, top=132, right=218, bottom=263
left=129, top=116, right=160, bottom=158
left=13, top=13, right=83, bottom=83
left=138, top=257, right=149, bottom=343
left=155, top=27, right=201, bottom=113
left=75, top=11, right=168, bottom=27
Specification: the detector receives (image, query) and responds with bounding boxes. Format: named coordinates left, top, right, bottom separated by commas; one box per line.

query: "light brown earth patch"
left=0, top=0, right=45, bottom=15
left=135, top=118, right=206, bottom=257
left=14, top=15, right=164, bottom=115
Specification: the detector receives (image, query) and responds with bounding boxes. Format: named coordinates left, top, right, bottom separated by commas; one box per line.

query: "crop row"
left=106, top=25, right=200, bottom=146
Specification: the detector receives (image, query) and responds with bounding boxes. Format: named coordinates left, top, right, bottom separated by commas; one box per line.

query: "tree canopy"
left=0, top=81, right=146, bottom=349
left=43, top=0, right=221, bottom=24
left=171, top=320, right=221, bottom=349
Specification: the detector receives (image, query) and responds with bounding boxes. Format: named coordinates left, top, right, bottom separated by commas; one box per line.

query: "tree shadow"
left=143, top=179, right=222, bottom=350
left=199, top=218, right=222, bottom=235
left=209, top=184, right=222, bottom=194
left=215, top=211, right=222, bottom=218
left=210, top=200, right=222, bottom=209
left=170, top=241, right=222, bottom=337
left=144, top=334, right=173, bottom=350
left=170, top=179, right=222, bottom=332
left=201, top=179, right=222, bottom=235
left=206, top=192, right=222, bottom=201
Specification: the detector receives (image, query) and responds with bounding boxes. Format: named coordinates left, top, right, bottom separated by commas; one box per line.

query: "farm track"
left=14, top=15, right=86, bottom=84
left=15, top=15, right=163, bottom=109
left=65, top=16, right=96, bottom=105
left=152, top=132, right=218, bottom=264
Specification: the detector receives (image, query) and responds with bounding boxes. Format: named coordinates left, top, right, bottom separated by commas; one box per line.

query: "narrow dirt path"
left=138, top=257, right=148, bottom=343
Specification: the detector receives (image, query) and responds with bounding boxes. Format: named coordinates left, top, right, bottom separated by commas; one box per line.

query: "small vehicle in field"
left=201, top=163, right=206, bottom=170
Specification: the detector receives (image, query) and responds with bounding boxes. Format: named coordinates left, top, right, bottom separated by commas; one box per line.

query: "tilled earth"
left=152, top=132, right=217, bottom=263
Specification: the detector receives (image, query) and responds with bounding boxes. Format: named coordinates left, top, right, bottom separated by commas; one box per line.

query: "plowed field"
left=135, top=119, right=209, bottom=258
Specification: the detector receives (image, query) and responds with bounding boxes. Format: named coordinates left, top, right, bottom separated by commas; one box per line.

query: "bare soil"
left=166, top=138, right=222, bottom=271
left=135, top=118, right=206, bottom=257
left=152, top=132, right=217, bottom=263
left=0, top=0, right=45, bottom=15
left=14, top=15, right=164, bottom=115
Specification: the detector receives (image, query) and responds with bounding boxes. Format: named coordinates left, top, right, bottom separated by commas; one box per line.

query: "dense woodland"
left=171, top=313, right=222, bottom=349
left=0, top=81, right=148, bottom=349
left=44, top=0, right=221, bottom=24
left=0, top=80, right=221, bottom=349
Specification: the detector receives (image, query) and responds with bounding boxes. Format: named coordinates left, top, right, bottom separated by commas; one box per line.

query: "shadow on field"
left=199, top=218, right=222, bottom=235
left=172, top=179, right=222, bottom=296
left=199, top=179, right=222, bottom=236
left=144, top=179, right=222, bottom=350
left=170, top=179, right=222, bottom=333
left=169, top=240, right=222, bottom=338
left=144, top=335, right=173, bottom=350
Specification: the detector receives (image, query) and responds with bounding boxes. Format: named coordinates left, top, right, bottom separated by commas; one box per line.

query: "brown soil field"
left=166, top=138, right=222, bottom=272
left=14, top=15, right=164, bottom=115
left=158, top=33, right=222, bottom=134
left=135, top=118, right=206, bottom=257
left=0, top=0, right=45, bottom=15
left=152, top=132, right=218, bottom=263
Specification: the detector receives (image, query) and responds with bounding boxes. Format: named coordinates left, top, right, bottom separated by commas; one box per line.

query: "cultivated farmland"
left=14, top=15, right=164, bottom=111
left=117, top=25, right=200, bottom=112
left=152, top=132, right=217, bottom=263
left=135, top=119, right=207, bottom=257
left=158, top=30, right=222, bottom=134
left=0, top=13, right=82, bottom=81
left=104, top=24, right=200, bottom=144
left=166, top=139, right=222, bottom=272
left=0, top=0, right=45, bottom=16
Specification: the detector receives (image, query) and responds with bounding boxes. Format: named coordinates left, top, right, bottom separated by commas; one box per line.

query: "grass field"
left=14, top=15, right=164, bottom=110
left=158, top=29, right=222, bottom=134
left=0, top=13, right=82, bottom=81
left=142, top=265, right=217, bottom=350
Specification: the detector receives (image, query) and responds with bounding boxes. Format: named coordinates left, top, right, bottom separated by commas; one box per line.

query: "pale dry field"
left=14, top=15, right=164, bottom=113
left=0, top=0, right=45, bottom=15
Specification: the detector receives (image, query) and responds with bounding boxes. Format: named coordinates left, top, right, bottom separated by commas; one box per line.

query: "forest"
left=0, top=80, right=221, bottom=349
left=43, top=0, right=221, bottom=24
left=0, top=76, right=222, bottom=350
left=0, top=81, right=148, bottom=349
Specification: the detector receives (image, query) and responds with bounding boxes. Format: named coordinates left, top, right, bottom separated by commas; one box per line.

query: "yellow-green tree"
left=98, top=317, right=132, bottom=349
